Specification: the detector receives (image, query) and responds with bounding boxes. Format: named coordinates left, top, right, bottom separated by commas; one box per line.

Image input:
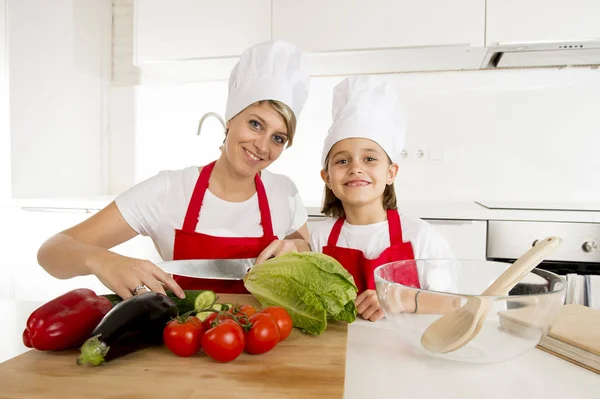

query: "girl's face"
left=321, top=138, right=398, bottom=208
left=223, top=102, right=289, bottom=177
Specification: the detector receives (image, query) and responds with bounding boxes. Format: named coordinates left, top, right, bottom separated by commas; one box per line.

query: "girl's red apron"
left=172, top=161, right=277, bottom=293
left=323, top=209, right=421, bottom=294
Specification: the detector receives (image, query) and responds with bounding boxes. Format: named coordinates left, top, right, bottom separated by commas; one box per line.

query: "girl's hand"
left=355, top=289, right=385, bottom=322
left=92, top=253, right=185, bottom=300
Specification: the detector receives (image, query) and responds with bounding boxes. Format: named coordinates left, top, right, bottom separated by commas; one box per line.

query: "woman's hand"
left=255, top=239, right=300, bottom=264
left=355, top=289, right=385, bottom=322
left=255, top=224, right=311, bottom=264
left=91, top=253, right=185, bottom=300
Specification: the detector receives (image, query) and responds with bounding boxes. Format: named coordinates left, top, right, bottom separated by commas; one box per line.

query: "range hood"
left=480, top=40, right=600, bottom=69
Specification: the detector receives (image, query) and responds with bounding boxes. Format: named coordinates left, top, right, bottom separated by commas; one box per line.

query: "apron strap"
left=327, top=210, right=403, bottom=247
left=182, top=161, right=215, bottom=232
left=181, top=161, right=275, bottom=238
left=387, top=209, right=404, bottom=245
left=254, top=173, right=275, bottom=238
left=327, top=217, right=345, bottom=246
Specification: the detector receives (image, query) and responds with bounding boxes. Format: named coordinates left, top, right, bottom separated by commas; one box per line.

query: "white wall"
left=8, top=0, right=110, bottom=198
left=0, top=0, right=9, bottom=202
left=113, top=66, right=600, bottom=207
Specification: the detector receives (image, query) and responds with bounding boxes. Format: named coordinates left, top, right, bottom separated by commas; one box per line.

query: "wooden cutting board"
left=0, top=294, right=348, bottom=399
left=499, top=304, right=600, bottom=374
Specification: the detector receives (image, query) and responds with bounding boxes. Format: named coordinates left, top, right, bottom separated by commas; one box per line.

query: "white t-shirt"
left=115, top=166, right=308, bottom=261
left=310, top=211, right=456, bottom=291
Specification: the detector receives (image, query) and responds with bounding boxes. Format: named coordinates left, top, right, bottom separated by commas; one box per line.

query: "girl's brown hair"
left=321, top=156, right=398, bottom=218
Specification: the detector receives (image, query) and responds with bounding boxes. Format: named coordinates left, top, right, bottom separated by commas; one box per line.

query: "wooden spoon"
left=420, top=236, right=561, bottom=354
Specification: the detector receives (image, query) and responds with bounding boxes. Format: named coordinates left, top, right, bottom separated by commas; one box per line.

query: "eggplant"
left=76, top=291, right=177, bottom=366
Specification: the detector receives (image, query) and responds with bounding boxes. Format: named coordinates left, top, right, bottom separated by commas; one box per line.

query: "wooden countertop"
left=0, top=295, right=348, bottom=399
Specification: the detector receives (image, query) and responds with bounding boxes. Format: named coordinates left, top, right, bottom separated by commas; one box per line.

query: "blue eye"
left=365, top=157, right=377, bottom=162
left=249, top=120, right=261, bottom=129
left=272, top=135, right=285, bottom=144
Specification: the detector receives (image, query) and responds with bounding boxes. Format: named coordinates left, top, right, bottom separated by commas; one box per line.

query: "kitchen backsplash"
left=111, top=66, right=600, bottom=207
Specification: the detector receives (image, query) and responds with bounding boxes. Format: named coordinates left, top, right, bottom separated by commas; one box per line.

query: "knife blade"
left=157, top=258, right=256, bottom=280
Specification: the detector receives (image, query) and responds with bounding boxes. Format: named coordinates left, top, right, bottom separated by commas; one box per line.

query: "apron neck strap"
left=254, top=173, right=275, bottom=238
left=182, top=161, right=275, bottom=238
left=387, top=209, right=404, bottom=245
left=182, top=161, right=215, bottom=232
left=326, top=209, right=404, bottom=246
left=327, top=217, right=345, bottom=246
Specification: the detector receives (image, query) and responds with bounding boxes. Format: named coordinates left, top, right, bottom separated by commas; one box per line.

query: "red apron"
left=323, top=209, right=421, bottom=294
left=172, top=161, right=277, bottom=293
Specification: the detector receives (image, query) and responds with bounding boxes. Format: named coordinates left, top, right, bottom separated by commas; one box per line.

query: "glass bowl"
left=374, top=259, right=566, bottom=364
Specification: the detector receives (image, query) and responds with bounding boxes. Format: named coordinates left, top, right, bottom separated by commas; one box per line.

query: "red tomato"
left=202, top=319, right=245, bottom=363
left=227, top=304, right=256, bottom=325
left=245, top=313, right=280, bottom=355
left=163, top=316, right=205, bottom=357
left=203, top=312, right=219, bottom=330
left=260, top=306, right=293, bottom=341
left=233, top=304, right=256, bottom=318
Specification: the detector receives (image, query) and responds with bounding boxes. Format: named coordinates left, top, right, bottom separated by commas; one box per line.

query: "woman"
left=38, top=41, right=311, bottom=299
left=310, top=76, right=456, bottom=321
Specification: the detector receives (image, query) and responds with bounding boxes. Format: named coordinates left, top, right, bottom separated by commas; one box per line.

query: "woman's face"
left=224, top=102, right=289, bottom=177
left=322, top=138, right=398, bottom=208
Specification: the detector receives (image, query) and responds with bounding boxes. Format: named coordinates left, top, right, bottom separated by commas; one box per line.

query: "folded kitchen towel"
left=566, top=274, right=586, bottom=305
left=586, top=275, right=600, bottom=310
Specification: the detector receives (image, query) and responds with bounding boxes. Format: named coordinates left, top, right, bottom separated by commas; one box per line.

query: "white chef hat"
left=225, top=41, right=310, bottom=122
left=321, top=76, right=407, bottom=168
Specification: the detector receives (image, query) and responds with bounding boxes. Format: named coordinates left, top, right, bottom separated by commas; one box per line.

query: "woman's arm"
left=37, top=202, right=184, bottom=299
left=38, top=202, right=137, bottom=278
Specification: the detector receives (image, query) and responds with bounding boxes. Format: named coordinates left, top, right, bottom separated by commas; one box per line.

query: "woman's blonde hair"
left=225, top=100, right=297, bottom=148
left=320, top=155, right=398, bottom=218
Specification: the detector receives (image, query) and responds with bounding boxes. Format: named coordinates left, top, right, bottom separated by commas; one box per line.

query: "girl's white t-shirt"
left=309, top=211, right=457, bottom=291
left=115, top=166, right=308, bottom=261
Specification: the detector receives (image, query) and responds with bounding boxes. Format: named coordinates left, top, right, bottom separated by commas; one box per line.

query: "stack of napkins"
left=536, top=304, right=600, bottom=374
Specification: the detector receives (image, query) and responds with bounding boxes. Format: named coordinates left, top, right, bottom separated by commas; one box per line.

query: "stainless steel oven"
left=486, top=220, right=600, bottom=308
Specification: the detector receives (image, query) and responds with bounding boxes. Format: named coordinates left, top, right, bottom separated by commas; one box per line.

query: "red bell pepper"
left=23, top=288, right=112, bottom=351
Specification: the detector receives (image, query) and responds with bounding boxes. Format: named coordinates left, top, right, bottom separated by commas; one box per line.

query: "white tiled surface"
left=345, top=319, right=600, bottom=398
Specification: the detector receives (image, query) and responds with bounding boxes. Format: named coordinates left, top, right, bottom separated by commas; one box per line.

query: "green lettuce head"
left=244, top=252, right=358, bottom=335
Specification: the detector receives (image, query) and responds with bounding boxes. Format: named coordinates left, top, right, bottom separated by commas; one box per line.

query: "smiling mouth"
left=345, top=180, right=370, bottom=187
left=243, top=147, right=264, bottom=162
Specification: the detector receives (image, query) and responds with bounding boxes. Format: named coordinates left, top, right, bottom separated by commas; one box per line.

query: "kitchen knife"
left=157, top=258, right=255, bottom=280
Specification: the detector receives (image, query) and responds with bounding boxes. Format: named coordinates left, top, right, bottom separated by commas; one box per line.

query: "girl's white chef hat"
left=321, top=76, right=408, bottom=168
left=225, top=41, right=310, bottom=121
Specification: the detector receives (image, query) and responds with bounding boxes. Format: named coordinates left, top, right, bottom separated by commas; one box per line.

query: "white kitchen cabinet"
left=486, top=0, right=600, bottom=45
left=0, top=0, right=9, bottom=202
left=424, top=219, right=487, bottom=260
left=272, top=0, right=485, bottom=53
left=134, top=0, right=271, bottom=65
left=8, top=0, right=111, bottom=198
left=5, top=207, right=161, bottom=302
left=0, top=207, right=14, bottom=299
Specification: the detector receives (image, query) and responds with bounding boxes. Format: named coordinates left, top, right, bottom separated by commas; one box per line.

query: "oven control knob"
left=582, top=241, right=598, bottom=253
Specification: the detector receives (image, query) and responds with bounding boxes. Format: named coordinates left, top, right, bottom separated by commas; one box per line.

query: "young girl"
left=310, top=76, right=455, bottom=322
